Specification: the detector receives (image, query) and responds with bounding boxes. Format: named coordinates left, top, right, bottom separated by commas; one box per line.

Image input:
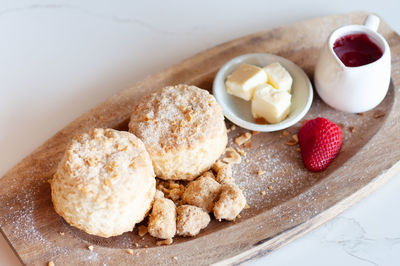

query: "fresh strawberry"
left=298, top=117, right=342, bottom=172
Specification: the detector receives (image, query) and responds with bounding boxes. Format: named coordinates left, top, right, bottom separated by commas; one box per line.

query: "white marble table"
left=1, top=1, right=399, bottom=265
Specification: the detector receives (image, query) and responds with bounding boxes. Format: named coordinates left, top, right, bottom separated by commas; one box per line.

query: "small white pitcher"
left=314, top=14, right=391, bottom=113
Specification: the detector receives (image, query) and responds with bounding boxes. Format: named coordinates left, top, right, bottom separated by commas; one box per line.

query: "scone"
left=129, top=84, right=227, bottom=180
left=50, top=128, right=156, bottom=238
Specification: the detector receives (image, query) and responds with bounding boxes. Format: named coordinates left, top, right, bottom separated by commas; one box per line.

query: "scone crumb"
left=374, top=110, right=385, bottom=118
left=173, top=256, right=178, bottom=261
left=244, top=203, right=250, bottom=209
left=222, top=147, right=242, bottom=164
left=126, top=249, right=134, bottom=255
left=213, top=183, right=246, bottom=221
left=236, top=147, right=247, bottom=156
left=289, top=180, right=294, bottom=184
left=134, top=243, right=139, bottom=247
left=59, top=232, right=64, bottom=236
left=268, top=185, right=273, bottom=190
left=156, top=238, right=173, bottom=246
left=245, top=159, right=250, bottom=163
left=260, top=191, right=266, bottom=195
left=176, top=205, right=210, bottom=236
left=234, top=132, right=252, bottom=145
left=88, top=245, right=94, bottom=251
left=48, top=261, right=55, bottom=266
left=257, top=170, right=265, bottom=176
left=138, top=225, right=148, bottom=237
left=230, top=125, right=236, bottom=131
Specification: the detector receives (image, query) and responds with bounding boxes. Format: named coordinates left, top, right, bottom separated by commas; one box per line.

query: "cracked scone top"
left=50, top=128, right=156, bottom=238
left=129, top=84, right=228, bottom=180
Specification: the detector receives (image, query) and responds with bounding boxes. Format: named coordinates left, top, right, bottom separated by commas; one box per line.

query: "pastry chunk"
left=213, top=161, right=234, bottom=184
left=148, top=190, right=176, bottom=239
left=213, top=183, right=246, bottom=221
left=225, top=63, right=268, bottom=101
left=129, top=84, right=227, bottom=181
left=50, top=128, right=155, bottom=238
left=176, top=205, right=210, bottom=237
left=182, top=172, right=221, bottom=212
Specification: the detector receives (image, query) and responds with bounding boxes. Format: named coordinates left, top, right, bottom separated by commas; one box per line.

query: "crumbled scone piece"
left=156, top=238, right=173, bottom=246
left=234, top=132, right=252, bottom=145
left=48, top=261, right=55, bottom=266
left=215, top=163, right=234, bottom=184
left=176, top=205, right=210, bottom=236
left=222, top=147, right=242, bottom=164
left=148, top=190, right=176, bottom=239
left=156, top=180, right=185, bottom=203
left=182, top=172, right=221, bottom=212
left=213, top=183, right=246, bottom=221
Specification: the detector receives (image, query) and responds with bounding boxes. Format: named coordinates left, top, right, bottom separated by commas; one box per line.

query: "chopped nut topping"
left=173, top=256, right=178, bottom=261
left=296, top=147, right=301, bottom=152
left=234, top=132, right=252, bottom=146
left=134, top=243, right=139, bottom=247
left=236, top=147, right=247, bottom=156
left=252, top=131, right=260, bottom=135
left=285, top=140, right=298, bottom=146
left=292, top=134, right=298, bottom=143
left=156, top=238, right=173, bottom=246
left=268, top=185, right=273, bottom=190
left=222, top=147, right=242, bottom=164
left=126, top=249, right=134, bottom=255
left=244, top=203, right=250, bottom=209
left=374, top=110, right=385, bottom=118
left=260, top=191, right=266, bottom=195
left=257, top=170, right=265, bottom=176
left=230, top=125, right=236, bottom=131
left=289, top=180, right=294, bottom=184
left=88, top=245, right=94, bottom=251
left=348, top=126, right=355, bottom=133
left=245, top=159, right=250, bottom=163
left=138, top=225, right=148, bottom=237
left=48, top=261, right=55, bottom=266
left=59, top=232, right=64, bottom=236
left=282, top=130, right=290, bottom=136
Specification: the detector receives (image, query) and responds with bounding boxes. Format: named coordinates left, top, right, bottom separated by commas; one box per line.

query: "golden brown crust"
left=129, top=84, right=227, bottom=180
left=51, top=128, right=156, bottom=238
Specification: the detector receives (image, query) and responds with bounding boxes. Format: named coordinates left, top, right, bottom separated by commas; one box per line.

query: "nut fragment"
left=374, top=110, right=385, bottom=118
left=126, top=249, right=134, bottom=255
left=268, top=185, right=273, bottom=190
left=282, top=130, right=290, bottom=136
left=234, top=132, right=252, bottom=145
left=257, top=170, right=265, bottom=176
left=48, top=261, right=55, bottom=266
left=260, top=191, right=266, bottom=195
left=88, top=245, right=94, bottom=251
left=156, top=238, right=173, bottom=246
left=236, top=147, right=247, bottom=156
left=348, top=126, right=355, bottom=133
left=138, top=225, right=148, bottom=237
left=222, top=147, right=242, bottom=164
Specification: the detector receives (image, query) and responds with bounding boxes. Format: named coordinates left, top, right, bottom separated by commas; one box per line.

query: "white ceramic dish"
left=213, top=53, right=314, bottom=132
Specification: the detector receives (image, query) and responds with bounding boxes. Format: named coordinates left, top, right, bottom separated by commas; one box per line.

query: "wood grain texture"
left=1, top=12, right=400, bottom=266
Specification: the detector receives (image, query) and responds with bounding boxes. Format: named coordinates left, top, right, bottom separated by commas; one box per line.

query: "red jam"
left=333, top=33, right=383, bottom=67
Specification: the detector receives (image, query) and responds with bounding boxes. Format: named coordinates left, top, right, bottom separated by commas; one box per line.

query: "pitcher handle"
left=364, top=14, right=380, bottom=32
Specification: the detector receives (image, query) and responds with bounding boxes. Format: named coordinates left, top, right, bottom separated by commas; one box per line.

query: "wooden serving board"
left=1, top=12, right=400, bottom=266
